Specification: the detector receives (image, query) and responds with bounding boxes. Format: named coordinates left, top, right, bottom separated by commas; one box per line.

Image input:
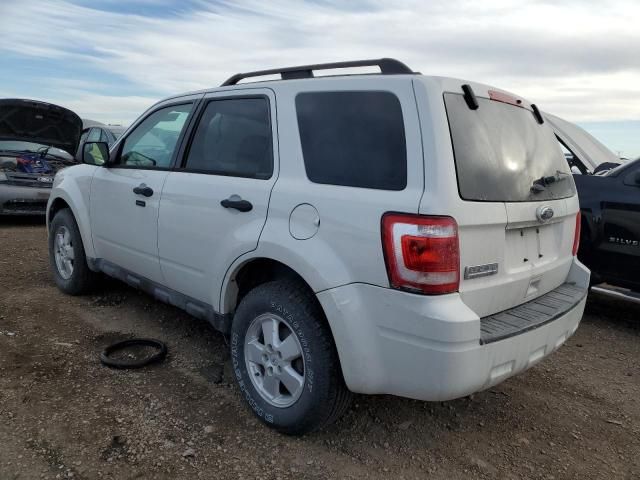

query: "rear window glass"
left=445, top=93, right=575, bottom=202
left=296, top=91, right=406, bottom=190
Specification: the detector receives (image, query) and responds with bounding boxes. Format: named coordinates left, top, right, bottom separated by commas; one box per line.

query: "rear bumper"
left=317, top=259, right=590, bottom=401
left=0, top=184, right=50, bottom=215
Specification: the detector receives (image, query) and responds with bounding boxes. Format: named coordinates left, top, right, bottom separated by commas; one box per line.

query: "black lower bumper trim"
left=480, top=282, right=587, bottom=345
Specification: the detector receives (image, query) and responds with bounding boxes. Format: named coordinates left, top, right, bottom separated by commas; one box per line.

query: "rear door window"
left=445, top=93, right=575, bottom=202
left=184, top=97, right=273, bottom=179
left=295, top=91, right=407, bottom=190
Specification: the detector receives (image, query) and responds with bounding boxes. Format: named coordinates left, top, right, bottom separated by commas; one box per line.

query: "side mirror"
left=83, top=142, right=109, bottom=166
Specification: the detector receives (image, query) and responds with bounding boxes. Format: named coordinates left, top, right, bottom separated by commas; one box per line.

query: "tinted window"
left=118, top=104, right=192, bottom=168
left=75, top=130, right=90, bottom=159
left=100, top=128, right=114, bottom=144
left=296, top=91, right=406, bottom=190
left=445, top=93, right=575, bottom=202
left=185, top=98, right=272, bottom=179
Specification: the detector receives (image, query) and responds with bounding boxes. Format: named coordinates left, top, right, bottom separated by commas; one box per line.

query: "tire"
left=230, top=279, right=352, bottom=435
left=48, top=208, right=99, bottom=295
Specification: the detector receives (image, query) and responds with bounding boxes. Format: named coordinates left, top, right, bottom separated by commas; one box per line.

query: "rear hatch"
left=442, top=89, right=578, bottom=318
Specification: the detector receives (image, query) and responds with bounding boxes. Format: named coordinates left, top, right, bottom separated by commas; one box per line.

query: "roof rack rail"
left=221, top=58, right=415, bottom=86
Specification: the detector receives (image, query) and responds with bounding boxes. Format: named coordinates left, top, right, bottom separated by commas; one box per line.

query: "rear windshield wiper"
left=530, top=170, right=571, bottom=193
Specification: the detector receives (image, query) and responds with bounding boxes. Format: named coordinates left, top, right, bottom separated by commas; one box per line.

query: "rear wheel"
left=230, top=279, right=352, bottom=435
left=49, top=208, right=98, bottom=295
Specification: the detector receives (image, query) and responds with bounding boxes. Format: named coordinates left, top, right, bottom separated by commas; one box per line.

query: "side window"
left=100, top=128, right=114, bottom=144
left=117, top=103, right=193, bottom=168
left=87, top=128, right=102, bottom=142
left=184, top=97, right=272, bottom=179
left=75, top=129, right=90, bottom=159
left=295, top=91, right=407, bottom=190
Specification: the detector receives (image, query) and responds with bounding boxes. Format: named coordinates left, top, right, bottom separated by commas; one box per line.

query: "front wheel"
left=48, top=208, right=98, bottom=295
left=230, top=279, right=352, bottom=435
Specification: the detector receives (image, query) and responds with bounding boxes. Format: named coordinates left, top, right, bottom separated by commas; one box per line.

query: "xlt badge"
left=464, top=263, right=499, bottom=280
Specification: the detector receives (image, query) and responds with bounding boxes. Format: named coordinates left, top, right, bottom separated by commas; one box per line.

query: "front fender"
left=47, top=164, right=97, bottom=259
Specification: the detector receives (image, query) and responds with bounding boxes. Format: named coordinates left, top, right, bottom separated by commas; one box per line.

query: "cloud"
left=1, top=0, right=640, bottom=124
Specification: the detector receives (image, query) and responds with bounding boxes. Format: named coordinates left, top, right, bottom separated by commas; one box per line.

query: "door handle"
left=220, top=195, right=253, bottom=212
left=133, top=184, right=154, bottom=197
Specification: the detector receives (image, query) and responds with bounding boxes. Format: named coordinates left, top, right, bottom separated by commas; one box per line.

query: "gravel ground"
left=0, top=217, right=638, bottom=480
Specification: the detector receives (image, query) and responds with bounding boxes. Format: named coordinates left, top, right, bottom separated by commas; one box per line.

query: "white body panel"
left=90, top=168, right=168, bottom=283
left=253, top=76, right=424, bottom=291
left=318, top=260, right=588, bottom=400
left=47, top=164, right=98, bottom=258
left=157, top=88, right=279, bottom=307
left=412, top=77, right=580, bottom=317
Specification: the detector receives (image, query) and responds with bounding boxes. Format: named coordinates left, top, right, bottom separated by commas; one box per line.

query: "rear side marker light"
left=382, top=213, right=460, bottom=295
left=572, top=211, right=581, bottom=256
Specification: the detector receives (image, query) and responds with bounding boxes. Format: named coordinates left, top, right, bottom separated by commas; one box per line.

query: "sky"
left=0, top=0, right=638, bottom=158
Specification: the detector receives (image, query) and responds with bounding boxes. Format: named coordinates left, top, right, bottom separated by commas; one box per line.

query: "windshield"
left=109, top=127, right=125, bottom=140
left=445, top=93, right=575, bottom=202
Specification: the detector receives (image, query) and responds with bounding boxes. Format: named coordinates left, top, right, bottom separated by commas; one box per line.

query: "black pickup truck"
left=545, top=113, right=639, bottom=294
left=574, top=159, right=640, bottom=292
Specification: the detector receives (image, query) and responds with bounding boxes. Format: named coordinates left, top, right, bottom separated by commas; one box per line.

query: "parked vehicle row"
left=45, top=58, right=589, bottom=434
left=2, top=58, right=635, bottom=436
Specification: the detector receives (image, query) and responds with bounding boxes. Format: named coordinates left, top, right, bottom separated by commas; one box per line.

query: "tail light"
left=572, top=211, right=581, bottom=256
left=381, top=213, right=460, bottom=295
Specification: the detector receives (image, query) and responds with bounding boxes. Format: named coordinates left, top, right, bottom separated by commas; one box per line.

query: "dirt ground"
left=0, top=217, right=638, bottom=480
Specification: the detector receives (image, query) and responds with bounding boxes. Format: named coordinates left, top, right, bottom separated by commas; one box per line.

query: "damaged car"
left=0, top=99, right=82, bottom=215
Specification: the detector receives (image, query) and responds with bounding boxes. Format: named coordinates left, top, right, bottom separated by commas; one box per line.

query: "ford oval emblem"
left=536, top=205, right=554, bottom=223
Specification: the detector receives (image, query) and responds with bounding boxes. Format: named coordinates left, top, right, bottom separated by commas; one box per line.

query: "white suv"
left=47, top=58, right=590, bottom=435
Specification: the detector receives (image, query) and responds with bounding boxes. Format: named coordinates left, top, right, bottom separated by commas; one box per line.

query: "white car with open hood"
left=45, top=58, right=590, bottom=435
left=0, top=99, right=82, bottom=215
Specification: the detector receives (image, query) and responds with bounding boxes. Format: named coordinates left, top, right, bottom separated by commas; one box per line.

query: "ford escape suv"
left=46, top=58, right=590, bottom=435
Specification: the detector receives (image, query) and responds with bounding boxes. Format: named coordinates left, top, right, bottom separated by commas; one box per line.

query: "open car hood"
left=0, top=99, right=83, bottom=155
left=544, top=112, right=620, bottom=173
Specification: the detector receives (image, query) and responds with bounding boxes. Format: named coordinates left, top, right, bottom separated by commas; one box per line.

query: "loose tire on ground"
left=48, top=208, right=99, bottom=295
left=230, top=279, right=352, bottom=435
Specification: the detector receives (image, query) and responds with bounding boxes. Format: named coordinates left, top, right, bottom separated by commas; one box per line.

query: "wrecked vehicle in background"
left=0, top=99, right=82, bottom=215
left=545, top=113, right=622, bottom=175
left=75, top=123, right=126, bottom=162
left=545, top=112, right=640, bottom=296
